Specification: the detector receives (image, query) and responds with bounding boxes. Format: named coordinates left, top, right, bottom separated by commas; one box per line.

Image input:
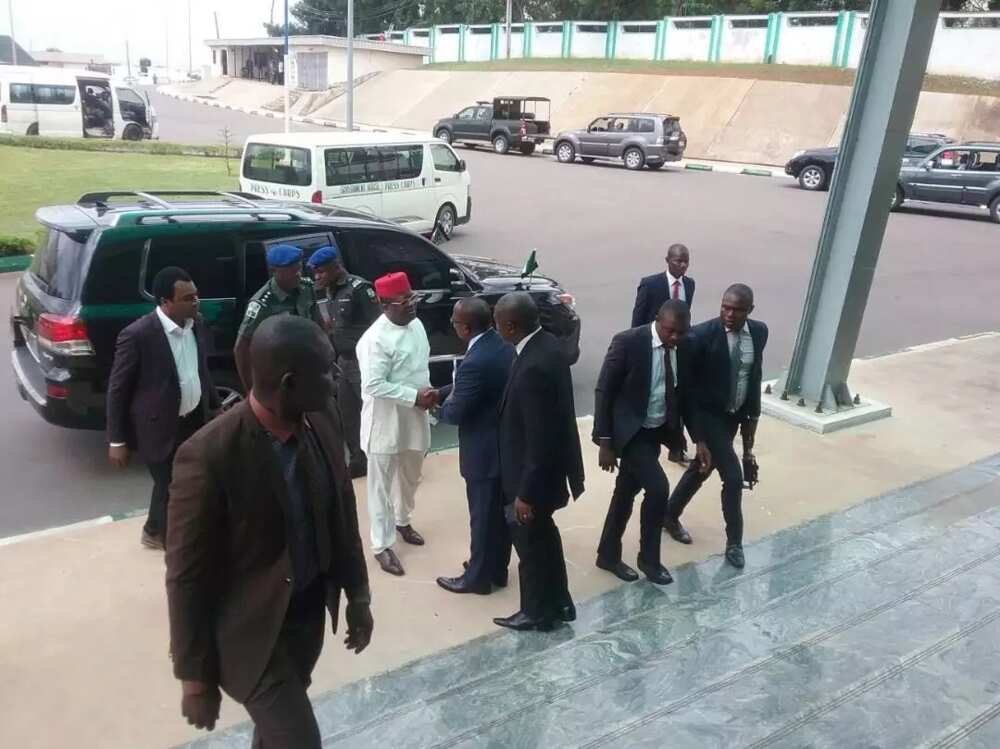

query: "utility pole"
left=187, top=0, right=193, bottom=75
left=8, top=0, right=17, bottom=66
left=125, top=40, right=132, bottom=79
left=346, top=0, right=354, bottom=130
left=505, top=0, right=512, bottom=59
left=165, top=16, right=170, bottom=75
left=284, top=0, right=290, bottom=132
left=214, top=11, right=220, bottom=39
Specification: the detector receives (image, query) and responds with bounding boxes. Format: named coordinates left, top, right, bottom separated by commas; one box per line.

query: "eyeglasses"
left=385, top=293, right=419, bottom=307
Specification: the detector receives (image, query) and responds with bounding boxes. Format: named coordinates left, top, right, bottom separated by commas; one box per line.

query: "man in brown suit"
left=166, top=314, right=373, bottom=747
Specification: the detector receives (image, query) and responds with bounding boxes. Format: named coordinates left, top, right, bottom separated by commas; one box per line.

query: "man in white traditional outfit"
left=357, top=271, right=438, bottom=576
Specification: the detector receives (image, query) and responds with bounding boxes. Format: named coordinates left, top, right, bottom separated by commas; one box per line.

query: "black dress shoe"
left=725, top=545, right=746, bottom=569
left=596, top=557, right=639, bottom=582
left=637, top=558, right=674, bottom=585
left=436, top=575, right=491, bottom=595
left=396, top=525, right=425, bottom=546
left=557, top=603, right=576, bottom=622
left=493, top=611, right=554, bottom=632
left=663, top=518, right=693, bottom=545
left=668, top=450, right=690, bottom=465
left=374, top=549, right=405, bottom=576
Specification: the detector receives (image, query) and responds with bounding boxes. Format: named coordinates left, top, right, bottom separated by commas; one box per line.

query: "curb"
left=685, top=163, right=714, bottom=171
left=0, top=255, right=31, bottom=274
left=741, top=167, right=774, bottom=177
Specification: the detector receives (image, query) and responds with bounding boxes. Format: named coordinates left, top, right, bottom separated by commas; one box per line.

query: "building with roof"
left=0, top=36, right=36, bottom=66
left=30, top=50, right=113, bottom=75
left=206, top=35, right=428, bottom=91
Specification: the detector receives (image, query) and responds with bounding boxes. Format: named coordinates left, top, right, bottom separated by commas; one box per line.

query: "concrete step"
left=184, top=454, right=1000, bottom=748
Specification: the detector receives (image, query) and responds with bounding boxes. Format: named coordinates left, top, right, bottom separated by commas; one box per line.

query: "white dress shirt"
left=727, top=324, right=755, bottom=412
left=515, top=326, right=542, bottom=356
left=357, top=314, right=431, bottom=455
left=156, top=306, right=202, bottom=416
left=643, top=322, right=677, bottom=429
left=666, top=272, right=687, bottom=303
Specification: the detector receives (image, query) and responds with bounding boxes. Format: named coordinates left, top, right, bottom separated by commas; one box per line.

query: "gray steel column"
left=777, top=0, right=942, bottom=411
left=347, top=0, right=354, bottom=131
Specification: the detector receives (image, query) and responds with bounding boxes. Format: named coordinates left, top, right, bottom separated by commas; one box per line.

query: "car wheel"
left=798, top=164, right=827, bottom=191
left=434, top=203, right=456, bottom=238
left=581, top=157, right=595, bottom=164
left=435, top=128, right=452, bottom=144
left=624, top=148, right=645, bottom=171
left=990, top=196, right=1000, bottom=224
left=647, top=162, right=664, bottom=171
left=493, top=134, right=510, bottom=155
left=556, top=142, right=575, bottom=163
left=26, top=123, right=39, bottom=136
left=519, top=143, right=536, bottom=155
left=122, top=124, right=143, bottom=141
left=212, top=372, right=245, bottom=412
left=890, top=186, right=904, bottom=211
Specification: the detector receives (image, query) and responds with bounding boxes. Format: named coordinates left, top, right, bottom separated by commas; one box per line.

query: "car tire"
left=624, top=148, right=645, bottom=171
left=492, top=134, right=510, bottom=155
left=798, top=164, right=828, bottom=191
left=556, top=141, right=576, bottom=163
left=434, top=203, right=457, bottom=238
left=435, top=128, right=452, bottom=144
left=990, top=196, right=1000, bottom=224
left=647, top=162, right=664, bottom=171
left=122, top=124, right=143, bottom=141
left=890, top=186, right=904, bottom=211
left=211, top=371, right=245, bottom=412
left=519, top=143, right=535, bottom=156
left=581, top=157, right=595, bottom=164
left=26, top=123, right=39, bottom=136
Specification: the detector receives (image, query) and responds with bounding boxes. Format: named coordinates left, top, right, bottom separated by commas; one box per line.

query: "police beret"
left=307, top=244, right=340, bottom=268
left=266, top=244, right=303, bottom=267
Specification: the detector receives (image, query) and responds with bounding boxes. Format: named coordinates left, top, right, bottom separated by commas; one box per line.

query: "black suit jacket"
left=499, top=330, right=585, bottom=511
left=686, top=317, right=769, bottom=420
left=631, top=273, right=695, bottom=328
left=436, top=329, right=515, bottom=481
left=106, top=311, right=219, bottom=463
left=166, top=402, right=370, bottom=703
left=592, top=325, right=702, bottom=453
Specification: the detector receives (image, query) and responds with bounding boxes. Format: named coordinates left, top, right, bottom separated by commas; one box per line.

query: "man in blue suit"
left=434, top=298, right=515, bottom=594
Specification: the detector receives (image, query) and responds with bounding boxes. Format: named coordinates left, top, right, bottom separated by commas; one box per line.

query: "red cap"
left=374, top=271, right=412, bottom=299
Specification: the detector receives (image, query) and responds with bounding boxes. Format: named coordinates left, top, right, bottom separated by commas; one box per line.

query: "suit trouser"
left=666, top=412, right=744, bottom=545
left=245, top=579, right=326, bottom=749
left=465, top=478, right=512, bottom=586
left=509, top=506, right=572, bottom=621
left=336, top=356, right=365, bottom=467
left=597, top=428, right=669, bottom=566
left=144, top=408, right=204, bottom=538
left=367, top=450, right=424, bottom=554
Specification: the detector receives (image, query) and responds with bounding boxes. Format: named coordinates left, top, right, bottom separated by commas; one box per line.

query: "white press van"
left=240, top=132, right=472, bottom=236
left=0, top=66, right=158, bottom=140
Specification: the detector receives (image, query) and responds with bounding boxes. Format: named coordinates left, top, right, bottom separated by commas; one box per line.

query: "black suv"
left=785, top=133, right=954, bottom=191
left=10, top=191, right=581, bottom=430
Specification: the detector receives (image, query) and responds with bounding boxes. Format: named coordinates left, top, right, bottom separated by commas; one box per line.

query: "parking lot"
left=4, top=143, right=1000, bottom=539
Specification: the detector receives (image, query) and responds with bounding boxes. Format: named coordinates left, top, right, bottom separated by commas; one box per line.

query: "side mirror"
left=459, top=159, right=467, bottom=172
left=449, top=266, right=467, bottom=289
left=924, top=162, right=933, bottom=171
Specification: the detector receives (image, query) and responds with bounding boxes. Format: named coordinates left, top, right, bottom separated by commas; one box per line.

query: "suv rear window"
left=29, top=229, right=90, bottom=300
left=243, top=143, right=312, bottom=186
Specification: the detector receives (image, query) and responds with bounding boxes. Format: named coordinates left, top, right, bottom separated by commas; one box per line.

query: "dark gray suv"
left=553, top=113, right=687, bottom=171
left=893, top=142, right=1000, bottom=223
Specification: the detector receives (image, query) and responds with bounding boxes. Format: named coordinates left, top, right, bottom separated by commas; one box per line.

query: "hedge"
left=0, top=134, right=241, bottom=159
left=0, top=234, right=35, bottom=257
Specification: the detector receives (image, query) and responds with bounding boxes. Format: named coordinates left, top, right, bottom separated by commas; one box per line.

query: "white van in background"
left=240, top=132, right=472, bottom=236
left=0, top=66, right=158, bottom=140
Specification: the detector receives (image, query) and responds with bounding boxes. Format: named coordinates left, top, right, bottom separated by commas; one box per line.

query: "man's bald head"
left=454, top=297, right=493, bottom=333
left=250, top=315, right=335, bottom=415
left=720, top=283, right=755, bottom=333
left=666, top=243, right=690, bottom=278
left=493, top=292, right=540, bottom=345
left=724, top=283, right=754, bottom=306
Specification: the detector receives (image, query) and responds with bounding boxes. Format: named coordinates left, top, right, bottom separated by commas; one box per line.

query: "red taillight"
left=37, top=314, right=94, bottom=355
left=311, top=190, right=323, bottom=204
left=46, top=383, right=69, bottom=399
left=519, top=120, right=527, bottom=137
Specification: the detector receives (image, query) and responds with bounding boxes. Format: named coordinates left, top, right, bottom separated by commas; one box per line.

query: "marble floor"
left=184, top=454, right=1000, bottom=749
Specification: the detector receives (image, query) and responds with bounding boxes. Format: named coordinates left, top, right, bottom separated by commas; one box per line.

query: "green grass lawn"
left=426, top=58, right=1000, bottom=97
left=0, top=145, right=238, bottom=241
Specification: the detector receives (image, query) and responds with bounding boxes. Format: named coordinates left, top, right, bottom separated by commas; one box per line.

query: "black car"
left=10, top=190, right=581, bottom=430
left=785, top=133, right=954, bottom=191
left=433, top=96, right=552, bottom=155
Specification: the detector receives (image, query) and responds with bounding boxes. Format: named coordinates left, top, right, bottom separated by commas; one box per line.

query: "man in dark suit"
left=166, top=315, right=373, bottom=748
left=593, top=300, right=711, bottom=586
left=631, top=243, right=695, bottom=464
left=664, top=284, right=768, bottom=569
left=493, top=292, right=585, bottom=632
left=434, top=298, right=515, bottom=595
left=107, top=266, right=220, bottom=550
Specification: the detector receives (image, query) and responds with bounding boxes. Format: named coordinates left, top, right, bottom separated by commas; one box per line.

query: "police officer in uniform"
left=234, top=244, right=319, bottom=392
left=307, top=245, right=380, bottom=478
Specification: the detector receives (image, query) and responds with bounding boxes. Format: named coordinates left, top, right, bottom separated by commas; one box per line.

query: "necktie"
left=672, top=280, right=681, bottom=300
left=664, top=347, right=677, bottom=429
left=729, top=331, right=742, bottom=412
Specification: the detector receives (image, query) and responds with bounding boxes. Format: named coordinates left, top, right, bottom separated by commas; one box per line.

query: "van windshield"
left=243, top=143, right=312, bottom=186
left=30, top=229, right=91, bottom=300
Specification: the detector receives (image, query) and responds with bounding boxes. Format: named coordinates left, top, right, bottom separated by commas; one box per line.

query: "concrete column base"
left=760, top=379, right=891, bottom=433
